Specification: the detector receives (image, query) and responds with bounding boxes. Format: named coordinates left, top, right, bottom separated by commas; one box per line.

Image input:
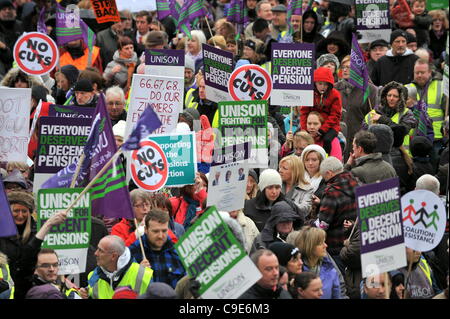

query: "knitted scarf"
left=183, top=196, right=199, bottom=230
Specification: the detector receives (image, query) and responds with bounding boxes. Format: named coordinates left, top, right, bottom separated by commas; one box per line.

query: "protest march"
left=0, top=0, right=449, bottom=303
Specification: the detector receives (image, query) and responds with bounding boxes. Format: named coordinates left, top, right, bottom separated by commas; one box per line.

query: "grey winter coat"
left=283, top=182, right=314, bottom=220
left=104, top=50, right=139, bottom=89
left=335, top=79, right=378, bottom=161
left=345, top=152, right=397, bottom=185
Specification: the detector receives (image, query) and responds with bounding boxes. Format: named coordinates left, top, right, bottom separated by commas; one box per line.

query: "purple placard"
left=35, top=117, right=92, bottom=174
left=202, top=43, right=234, bottom=92
left=271, top=42, right=315, bottom=90
left=355, top=0, right=390, bottom=31
left=48, top=104, right=95, bottom=118
left=145, top=49, right=185, bottom=67
left=356, top=178, right=404, bottom=254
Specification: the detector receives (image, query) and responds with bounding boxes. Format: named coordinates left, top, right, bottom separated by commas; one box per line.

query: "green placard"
left=37, top=188, right=91, bottom=250
left=426, top=0, right=448, bottom=10
left=218, top=100, right=268, bottom=149
left=175, top=207, right=247, bottom=296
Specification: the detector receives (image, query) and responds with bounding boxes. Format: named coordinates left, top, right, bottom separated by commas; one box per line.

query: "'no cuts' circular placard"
left=401, top=190, right=446, bottom=252
left=130, top=140, right=169, bottom=192
left=228, top=64, right=272, bottom=101
left=13, top=32, right=59, bottom=76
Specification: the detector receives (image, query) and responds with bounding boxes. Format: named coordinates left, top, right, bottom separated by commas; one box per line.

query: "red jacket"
left=170, top=188, right=207, bottom=226
left=111, top=219, right=178, bottom=246
left=28, top=101, right=51, bottom=160
left=300, top=67, right=342, bottom=133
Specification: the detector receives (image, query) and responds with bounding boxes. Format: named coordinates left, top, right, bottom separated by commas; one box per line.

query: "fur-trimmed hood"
left=379, top=81, right=408, bottom=115
left=0, top=67, right=43, bottom=88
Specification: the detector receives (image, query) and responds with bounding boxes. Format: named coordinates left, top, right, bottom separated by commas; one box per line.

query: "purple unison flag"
left=348, top=33, right=370, bottom=103
left=122, top=104, right=162, bottom=151
left=0, top=176, right=17, bottom=238
left=37, top=7, right=47, bottom=34
left=177, top=0, right=207, bottom=38
left=156, top=0, right=171, bottom=20
left=55, top=3, right=95, bottom=49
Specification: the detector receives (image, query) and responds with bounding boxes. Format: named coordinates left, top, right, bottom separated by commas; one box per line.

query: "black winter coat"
left=238, top=283, right=292, bottom=299
left=370, top=50, right=419, bottom=86
left=339, top=226, right=362, bottom=299
left=0, top=219, right=44, bottom=299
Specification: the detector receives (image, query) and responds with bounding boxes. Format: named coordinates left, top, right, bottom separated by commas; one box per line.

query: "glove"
left=135, top=222, right=145, bottom=238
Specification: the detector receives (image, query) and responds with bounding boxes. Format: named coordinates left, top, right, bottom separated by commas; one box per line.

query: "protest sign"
left=130, top=139, right=169, bottom=192
left=13, top=32, right=59, bottom=75
left=391, top=0, right=413, bottom=28
left=175, top=206, right=261, bottom=298
left=35, top=117, right=91, bottom=174
left=426, top=0, right=448, bottom=10
left=357, top=178, right=406, bottom=278
left=142, top=132, right=197, bottom=187
left=48, top=104, right=95, bottom=119
left=207, top=143, right=250, bottom=212
left=90, top=0, right=120, bottom=24
left=116, top=0, right=156, bottom=11
left=126, top=74, right=183, bottom=140
left=37, top=188, right=91, bottom=274
left=0, top=176, right=17, bottom=238
left=443, top=35, right=449, bottom=98
left=228, top=64, right=272, bottom=101
left=271, top=43, right=314, bottom=106
left=355, top=0, right=391, bottom=43
left=218, top=100, right=268, bottom=168
left=401, top=190, right=446, bottom=252
left=145, top=49, right=185, bottom=78
left=202, top=43, right=234, bottom=103
left=0, top=87, right=31, bottom=163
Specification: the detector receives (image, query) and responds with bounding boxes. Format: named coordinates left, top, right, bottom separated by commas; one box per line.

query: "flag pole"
left=70, top=153, right=85, bottom=188
left=134, top=218, right=150, bottom=265
left=205, top=16, right=216, bottom=47
left=63, top=148, right=123, bottom=214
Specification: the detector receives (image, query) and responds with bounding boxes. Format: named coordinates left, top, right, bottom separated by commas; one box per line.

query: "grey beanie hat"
left=316, top=53, right=340, bottom=70
left=185, top=55, right=195, bottom=72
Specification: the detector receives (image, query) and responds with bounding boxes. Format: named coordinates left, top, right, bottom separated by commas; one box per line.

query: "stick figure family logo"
left=401, top=190, right=446, bottom=252
left=402, top=199, right=440, bottom=231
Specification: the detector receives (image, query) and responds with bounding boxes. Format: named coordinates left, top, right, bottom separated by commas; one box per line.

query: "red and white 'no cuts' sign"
left=13, top=32, right=59, bottom=76
left=228, top=64, right=272, bottom=101
left=130, top=140, right=169, bottom=192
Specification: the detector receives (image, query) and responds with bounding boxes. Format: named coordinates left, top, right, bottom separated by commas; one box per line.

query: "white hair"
left=319, top=156, right=343, bottom=176
left=105, top=86, right=126, bottom=103
left=416, top=174, right=440, bottom=195
left=104, top=235, right=126, bottom=255
left=415, top=48, right=430, bottom=61
left=190, top=30, right=207, bottom=45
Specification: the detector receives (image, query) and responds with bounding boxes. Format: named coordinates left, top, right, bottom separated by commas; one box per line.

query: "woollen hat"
left=3, top=169, right=28, bottom=190
left=268, top=242, right=300, bottom=267
left=369, top=39, right=389, bottom=51
left=73, top=79, right=93, bottom=92
left=406, top=32, right=417, bottom=44
left=185, top=55, right=195, bottom=72
left=25, top=284, right=66, bottom=299
left=300, top=144, right=327, bottom=163
left=271, top=4, right=287, bottom=12
left=32, top=85, right=48, bottom=102
left=145, top=31, right=166, bottom=48
left=60, top=64, right=79, bottom=86
left=248, top=169, right=258, bottom=184
left=316, top=53, right=340, bottom=70
left=258, top=169, right=282, bottom=191
left=7, top=190, right=35, bottom=212
left=390, top=29, right=408, bottom=44
left=112, top=286, right=138, bottom=299
left=112, top=120, right=126, bottom=139
left=0, top=0, right=14, bottom=10
left=138, top=282, right=177, bottom=299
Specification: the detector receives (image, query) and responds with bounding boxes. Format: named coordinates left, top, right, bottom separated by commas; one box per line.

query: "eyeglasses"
left=133, top=202, right=151, bottom=209
left=341, top=66, right=350, bottom=70
left=107, top=101, right=124, bottom=107
left=37, top=263, right=59, bottom=269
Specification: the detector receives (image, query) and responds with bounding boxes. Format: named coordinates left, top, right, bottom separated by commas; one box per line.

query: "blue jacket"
left=129, top=234, right=186, bottom=289
left=303, top=256, right=341, bottom=299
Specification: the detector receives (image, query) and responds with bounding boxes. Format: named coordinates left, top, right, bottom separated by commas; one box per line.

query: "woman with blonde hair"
left=278, top=155, right=313, bottom=219
left=295, top=226, right=341, bottom=299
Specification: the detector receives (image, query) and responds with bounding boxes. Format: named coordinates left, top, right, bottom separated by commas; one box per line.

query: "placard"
left=145, top=49, right=185, bottom=79
left=355, top=0, right=391, bottom=43
left=228, top=64, right=272, bottom=101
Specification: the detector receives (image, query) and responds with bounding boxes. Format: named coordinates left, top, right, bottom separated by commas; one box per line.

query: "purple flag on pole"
left=0, top=176, right=17, bottom=238
left=37, top=7, right=47, bottom=34
left=122, top=104, right=162, bottom=151
left=349, top=33, right=370, bottom=103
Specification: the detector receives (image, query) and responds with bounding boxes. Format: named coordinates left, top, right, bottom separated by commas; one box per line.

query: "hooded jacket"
left=346, top=152, right=397, bottom=185
left=368, top=124, right=394, bottom=165
left=303, top=256, right=341, bottom=299
left=0, top=67, right=43, bottom=88
left=250, top=201, right=304, bottom=254
left=370, top=48, right=419, bottom=86
left=316, top=31, right=350, bottom=62
left=238, top=283, right=293, bottom=299
left=302, top=10, right=325, bottom=46
left=300, top=67, right=342, bottom=134
left=318, top=171, right=359, bottom=256
left=104, top=50, right=139, bottom=89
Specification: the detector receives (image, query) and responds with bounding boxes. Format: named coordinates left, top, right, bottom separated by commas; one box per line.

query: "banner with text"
left=37, top=188, right=91, bottom=274
left=90, top=0, right=120, bottom=24
left=126, top=74, right=183, bottom=140
left=218, top=100, right=268, bottom=168
left=356, top=0, right=391, bottom=43
left=175, top=206, right=261, bottom=298
left=142, top=132, right=197, bottom=187
left=48, top=104, right=95, bottom=119
left=357, top=178, right=406, bottom=278
left=207, top=143, right=250, bottom=212
left=202, top=43, right=234, bottom=103
left=0, top=87, right=31, bottom=163
left=145, top=49, right=185, bottom=79
left=35, top=117, right=91, bottom=174
left=271, top=42, right=314, bottom=106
